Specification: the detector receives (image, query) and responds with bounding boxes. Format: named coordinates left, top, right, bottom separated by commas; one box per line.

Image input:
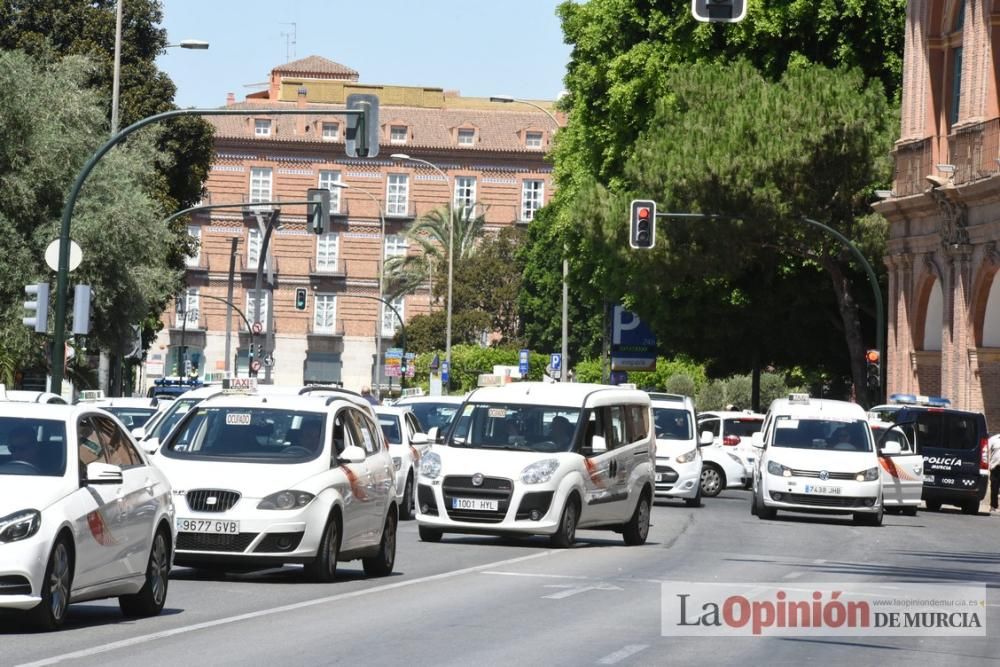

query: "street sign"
left=263, top=354, right=274, bottom=368
left=250, top=360, right=262, bottom=373
left=610, top=305, right=656, bottom=372
left=610, top=370, right=629, bottom=385
left=519, top=349, right=530, bottom=376
left=45, top=239, right=83, bottom=273
left=384, top=348, right=403, bottom=378
left=550, top=353, right=561, bottom=371
left=405, top=352, right=416, bottom=378
left=252, top=321, right=263, bottom=335
left=441, top=361, right=450, bottom=384
left=429, top=353, right=441, bottom=372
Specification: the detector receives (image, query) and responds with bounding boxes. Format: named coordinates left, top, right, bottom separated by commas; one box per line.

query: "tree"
left=451, top=227, right=526, bottom=344
left=396, top=310, right=492, bottom=354
left=0, top=51, right=182, bottom=375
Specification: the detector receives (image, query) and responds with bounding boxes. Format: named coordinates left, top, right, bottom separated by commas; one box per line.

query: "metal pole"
left=49, top=106, right=368, bottom=394
left=255, top=210, right=279, bottom=383
left=110, top=0, right=123, bottom=134
left=224, top=237, right=237, bottom=375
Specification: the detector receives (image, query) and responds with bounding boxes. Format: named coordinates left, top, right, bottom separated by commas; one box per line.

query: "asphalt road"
left=4, top=491, right=999, bottom=666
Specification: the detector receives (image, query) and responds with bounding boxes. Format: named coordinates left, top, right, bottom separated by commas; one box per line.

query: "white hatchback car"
left=697, top=411, right=765, bottom=487
left=416, top=383, right=655, bottom=547
left=393, top=395, right=465, bottom=441
left=375, top=407, right=430, bottom=520
left=751, top=395, right=887, bottom=525
left=650, top=395, right=707, bottom=506
left=0, top=403, right=175, bottom=630
left=154, top=392, right=398, bottom=581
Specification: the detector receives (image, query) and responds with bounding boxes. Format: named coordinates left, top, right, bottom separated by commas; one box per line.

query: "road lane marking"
left=17, top=550, right=563, bottom=667
left=597, top=644, right=648, bottom=664
left=483, top=570, right=590, bottom=580
left=542, top=583, right=623, bottom=599
left=783, top=571, right=804, bottom=580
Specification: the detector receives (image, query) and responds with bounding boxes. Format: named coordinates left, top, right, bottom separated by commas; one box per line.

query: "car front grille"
left=774, top=493, right=870, bottom=509
left=185, top=489, right=241, bottom=513
left=789, top=469, right=857, bottom=481
left=655, top=465, right=679, bottom=484
left=176, top=532, right=258, bottom=552
left=442, top=475, right=512, bottom=524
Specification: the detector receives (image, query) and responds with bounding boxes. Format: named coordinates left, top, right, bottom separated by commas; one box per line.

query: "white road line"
left=543, top=584, right=603, bottom=599
left=482, top=570, right=591, bottom=580
left=597, top=644, right=649, bottom=665
left=17, top=550, right=562, bottom=667
left=783, top=571, right=804, bottom=580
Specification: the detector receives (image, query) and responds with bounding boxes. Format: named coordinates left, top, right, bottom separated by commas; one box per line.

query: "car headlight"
left=392, top=456, right=402, bottom=471
left=767, top=461, right=792, bottom=477
left=420, top=451, right=442, bottom=480
left=257, top=491, right=315, bottom=510
left=675, top=448, right=698, bottom=464
left=0, top=509, right=41, bottom=543
left=520, top=459, right=559, bottom=485
left=857, top=467, right=880, bottom=482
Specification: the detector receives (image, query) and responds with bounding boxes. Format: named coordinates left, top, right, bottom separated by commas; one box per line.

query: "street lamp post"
left=390, top=153, right=453, bottom=391
left=489, top=96, right=567, bottom=380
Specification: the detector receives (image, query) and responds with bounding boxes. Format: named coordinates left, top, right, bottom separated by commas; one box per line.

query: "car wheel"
left=961, top=500, right=980, bottom=515
left=119, top=528, right=170, bottom=618
left=399, top=474, right=415, bottom=521
left=363, top=510, right=397, bottom=577
left=901, top=506, right=918, bottom=517
left=884, top=506, right=901, bottom=515
left=304, top=513, right=340, bottom=583
left=854, top=501, right=884, bottom=526
left=623, top=492, right=651, bottom=545
left=418, top=525, right=443, bottom=542
left=685, top=485, right=702, bottom=508
left=925, top=499, right=942, bottom=512
left=28, top=537, right=73, bottom=631
left=700, top=465, right=724, bottom=498
left=755, top=488, right=776, bottom=520
left=549, top=497, right=579, bottom=549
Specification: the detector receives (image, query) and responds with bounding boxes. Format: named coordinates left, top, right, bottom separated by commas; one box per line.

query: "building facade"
left=875, top=0, right=1000, bottom=426
left=147, top=56, right=557, bottom=391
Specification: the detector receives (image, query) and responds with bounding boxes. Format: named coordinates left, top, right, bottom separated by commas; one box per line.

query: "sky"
left=155, top=0, right=572, bottom=108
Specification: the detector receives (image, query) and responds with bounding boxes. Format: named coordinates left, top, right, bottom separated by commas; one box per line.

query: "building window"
left=321, top=122, right=339, bottom=141
left=386, top=174, right=409, bottom=216
left=390, top=125, right=408, bottom=144
left=454, top=176, right=477, bottom=216
left=525, top=131, right=543, bottom=148
left=186, top=225, right=201, bottom=268
left=457, top=128, right=475, bottom=146
left=520, top=180, right=544, bottom=221
left=254, top=119, right=272, bottom=137
left=318, top=170, right=342, bottom=213
left=949, top=0, right=965, bottom=126
left=247, top=227, right=269, bottom=269
left=246, top=291, right=269, bottom=331
left=249, top=167, right=272, bottom=204
left=316, top=232, right=339, bottom=272
left=382, top=296, right=404, bottom=336
left=175, top=288, right=199, bottom=328
left=314, top=294, right=338, bottom=333
left=384, top=234, right=407, bottom=259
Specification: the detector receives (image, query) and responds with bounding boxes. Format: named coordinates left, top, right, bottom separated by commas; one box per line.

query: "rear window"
left=909, top=412, right=981, bottom=451
left=724, top=418, right=763, bottom=438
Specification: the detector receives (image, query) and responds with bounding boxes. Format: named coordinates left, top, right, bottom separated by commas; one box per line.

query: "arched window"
left=923, top=280, right=944, bottom=351
left=949, top=0, right=966, bottom=126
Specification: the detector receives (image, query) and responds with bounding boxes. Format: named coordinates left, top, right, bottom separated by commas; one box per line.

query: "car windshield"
left=447, top=403, right=581, bottom=453
left=0, top=418, right=67, bottom=477
left=724, top=418, right=763, bottom=438
left=105, top=407, right=157, bottom=429
left=147, top=396, right=202, bottom=440
left=772, top=417, right=872, bottom=452
left=869, top=406, right=902, bottom=422
left=653, top=408, right=693, bottom=440
left=378, top=414, right=402, bottom=445
left=405, top=402, right=460, bottom=432
left=161, top=407, right=326, bottom=463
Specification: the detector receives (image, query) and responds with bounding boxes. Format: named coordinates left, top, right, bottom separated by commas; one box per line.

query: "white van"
left=415, top=383, right=655, bottom=547
left=751, top=394, right=887, bottom=525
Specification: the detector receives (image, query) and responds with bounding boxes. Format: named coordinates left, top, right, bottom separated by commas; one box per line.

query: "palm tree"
left=383, top=204, right=487, bottom=301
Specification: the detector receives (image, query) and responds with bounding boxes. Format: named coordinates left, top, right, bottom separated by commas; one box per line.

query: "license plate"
left=451, top=497, right=498, bottom=511
left=655, top=473, right=663, bottom=482
left=176, top=518, right=240, bottom=534
left=803, top=485, right=841, bottom=495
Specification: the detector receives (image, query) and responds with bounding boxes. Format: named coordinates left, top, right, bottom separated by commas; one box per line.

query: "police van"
left=885, top=394, right=989, bottom=515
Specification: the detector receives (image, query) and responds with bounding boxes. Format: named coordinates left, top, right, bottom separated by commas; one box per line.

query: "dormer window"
left=322, top=122, right=339, bottom=141
left=525, top=131, right=544, bottom=148
left=390, top=125, right=408, bottom=144
left=254, top=119, right=272, bottom=137
left=457, top=128, right=475, bottom=146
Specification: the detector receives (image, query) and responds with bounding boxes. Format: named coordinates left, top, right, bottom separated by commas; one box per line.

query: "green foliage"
left=564, top=356, right=708, bottom=391
left=452, top=227, right=525, bottom=344
left=664, top=373, right=697, bottom=398
left=409, top=345, right=551, bottom=394
left=396, top=310, right=492, bottom=354
left=695, top=373, right=800, bottom=411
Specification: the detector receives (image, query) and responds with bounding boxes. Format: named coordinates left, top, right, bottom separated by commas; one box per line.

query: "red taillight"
left=981, top=437, right=989, bottom=470
left=723, top=435, right=740, bottom=446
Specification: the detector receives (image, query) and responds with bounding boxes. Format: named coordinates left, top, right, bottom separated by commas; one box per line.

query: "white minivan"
left=416, top=383, right=655, bottom=547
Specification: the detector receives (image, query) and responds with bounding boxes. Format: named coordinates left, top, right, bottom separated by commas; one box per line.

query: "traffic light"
left=71, top=284, right=91, bottom=336
left=865, top=349, right=881, bottom=389
left=22, top=283, right=49, bottom=333
left=691, top=0, right=747, bottom=23
left=306, top=188, right=331, bottom=235
left=346, top=93, right=381, bottom=158
left=629, top=200, right=656, bottom=249
left=295, top=288, right=307, bottom=311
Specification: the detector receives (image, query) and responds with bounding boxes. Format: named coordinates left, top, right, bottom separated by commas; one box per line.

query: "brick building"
left=146, top=56, right=558, bottom=390
left=874, top=0, right=1000, bottom=426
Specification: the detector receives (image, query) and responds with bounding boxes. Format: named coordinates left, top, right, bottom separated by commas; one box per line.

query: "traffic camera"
left=629, top=200, right=656, bottom=250
left=23, top=283, right=49, bottom=333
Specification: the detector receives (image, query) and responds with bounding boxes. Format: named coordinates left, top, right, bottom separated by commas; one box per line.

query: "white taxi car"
left=650, top=394, right=708, bottom=506
left=0, top=403, right=175, bottom=630
left=751, top=395, right=885, bottom=525
left=416, top=383, right=655, bottom=547
left=375, top=406, right=430, bottom=520
left=154, top=391, right=398, bottom=581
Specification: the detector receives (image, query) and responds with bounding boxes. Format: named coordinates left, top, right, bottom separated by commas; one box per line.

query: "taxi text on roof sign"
left=222, top=377, right=258, bottom=393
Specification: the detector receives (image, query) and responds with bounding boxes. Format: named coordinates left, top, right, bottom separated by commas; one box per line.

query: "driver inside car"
left=549, top=416, right=574, bottom=449
left=7, top=426, right=40, bottom=468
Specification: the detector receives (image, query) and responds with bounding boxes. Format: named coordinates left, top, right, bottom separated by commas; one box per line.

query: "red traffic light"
left=865, top=349, right=880, bottom=364
left=637, top=207, right=650, bottom=220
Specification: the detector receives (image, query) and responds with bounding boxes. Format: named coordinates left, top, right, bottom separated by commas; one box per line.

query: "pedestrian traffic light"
left=295, top=288, right=307, bottom=311
left=691, top=0, right=747, bottom=23
left=865, top=349, right=881, bottom=388
left=307, top=188, right=331, bottom=235
left=22, top=283, right=49, bottom=333
left=629, top=200, right=656, bottom=249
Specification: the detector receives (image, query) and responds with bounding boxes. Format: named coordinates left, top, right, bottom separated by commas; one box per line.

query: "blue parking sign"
left=441, top=361, right=450, bottom=384
left=519, top=349, right=530, bottom=375
left=551, top=353, right=561, bottom=371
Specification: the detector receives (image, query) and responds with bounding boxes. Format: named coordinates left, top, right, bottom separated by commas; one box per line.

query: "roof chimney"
left=226, top=92, right=236, bottom=106
left=296, top=86, right=308, bottom=135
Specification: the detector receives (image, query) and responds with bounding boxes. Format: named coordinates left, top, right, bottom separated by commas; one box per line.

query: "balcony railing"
left=384, top=202, right=417, bottom=220
left=949, top=118, right=1000, bottom=186
left=891, top=137, right=933, bottom=197
left=309, top=258, right=348, bottom=278
left=308, top=319, right=346, bottom=336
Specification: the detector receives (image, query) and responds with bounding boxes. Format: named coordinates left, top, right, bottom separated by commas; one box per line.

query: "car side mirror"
left=131, top=426, right=146, bottom=440
left=338, top=445, right=367, bottom=464
left=876, top=422, right=912, bottom=455
left=427, top=426, right=441, bottom=443
left=751, top=432, right=764, bottom=449
left=411, top=432, right=429, bottom=445
left=86, top=462, right=123, bottom=485
left=591, top=435, right=608, bottom=453
left=698, top=431, right=715, bottom=447
left=139, top=438, right=159, bottom=455
left=879, top=440, right=902, bottom=456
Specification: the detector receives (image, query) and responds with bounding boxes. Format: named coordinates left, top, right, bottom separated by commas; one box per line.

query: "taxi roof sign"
left=788, top=393, right=811, bottom=404
left=78, top=389, right=106, bottom=401
left=222, top=377, right=258, bottom=394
